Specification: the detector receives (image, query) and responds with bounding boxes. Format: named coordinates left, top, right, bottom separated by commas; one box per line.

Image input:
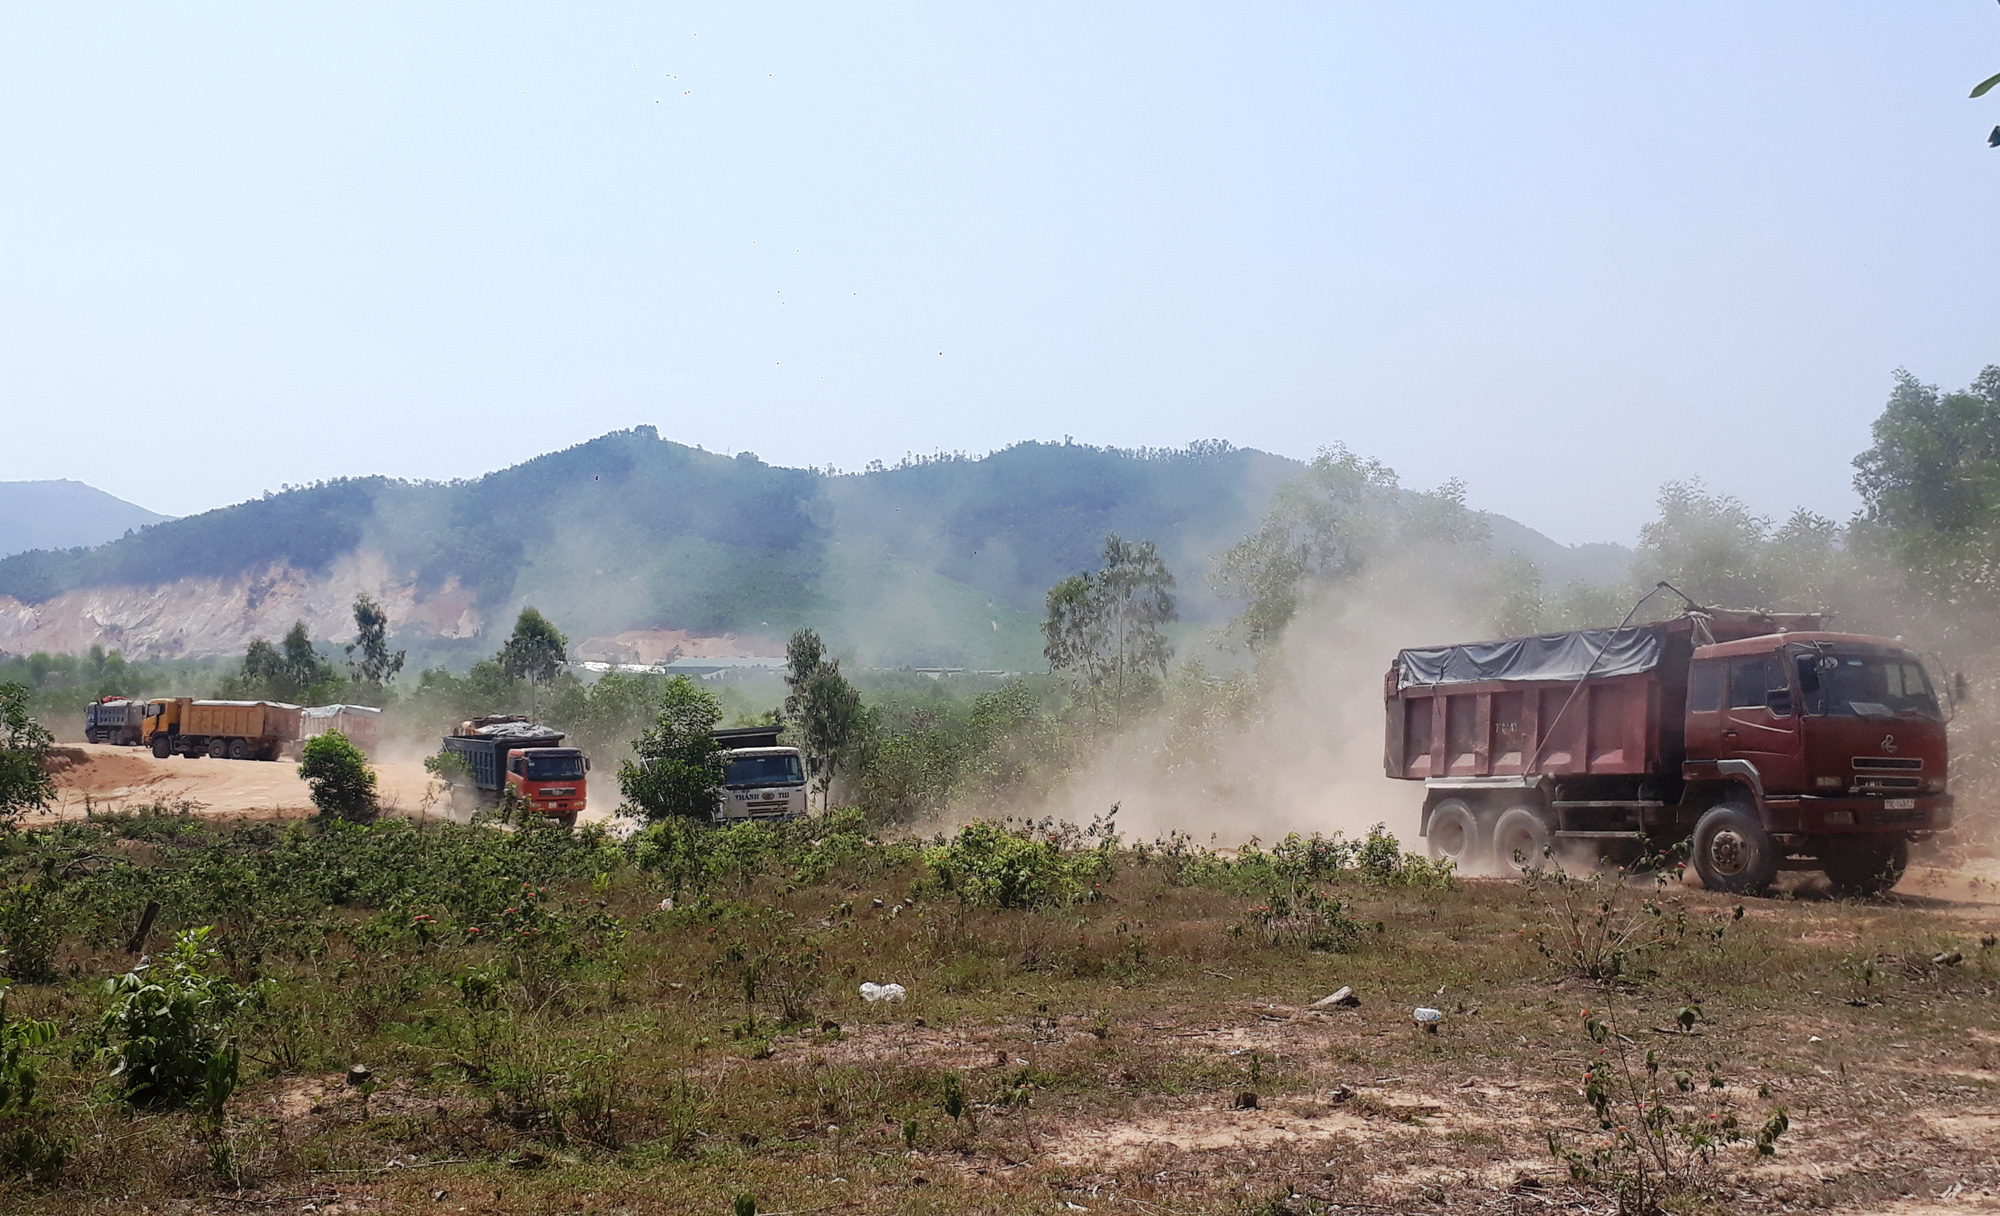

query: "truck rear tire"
left=1822, top=838, right=1908, bottom=897
left=1425, top=799, right=1485, bottom=868
left=1493, top=806, right=1553, bottom=871
left=1691, top=805, right=1778, bottom=895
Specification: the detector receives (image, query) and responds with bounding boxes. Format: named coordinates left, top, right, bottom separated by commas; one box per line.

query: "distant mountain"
left=1480, top=512, right=1632, bottom=587
left=0, top=481, right=171, bottom=559
left=0, top=430, right=1632, bottom=667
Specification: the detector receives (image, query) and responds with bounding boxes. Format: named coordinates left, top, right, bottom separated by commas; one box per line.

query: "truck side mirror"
left=1766, top=688, right=1794, bottom=717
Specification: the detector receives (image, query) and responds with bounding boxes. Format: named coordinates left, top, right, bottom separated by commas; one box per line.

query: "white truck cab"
left=711, top=726, right=810, bottom=823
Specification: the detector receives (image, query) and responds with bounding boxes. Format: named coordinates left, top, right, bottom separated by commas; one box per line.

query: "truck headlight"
left=1824, top=810, right=1854, bottom=826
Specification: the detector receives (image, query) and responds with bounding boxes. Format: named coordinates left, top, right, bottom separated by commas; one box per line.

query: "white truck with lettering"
left=712, top=726, right=811, bottom=823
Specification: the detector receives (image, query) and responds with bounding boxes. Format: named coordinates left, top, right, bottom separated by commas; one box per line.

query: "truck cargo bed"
left=1385, top=623, right=1691, bottom=782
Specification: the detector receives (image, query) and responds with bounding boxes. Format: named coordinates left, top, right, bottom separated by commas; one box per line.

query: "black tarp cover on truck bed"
left=1395, top=624, right=1665, bottom=690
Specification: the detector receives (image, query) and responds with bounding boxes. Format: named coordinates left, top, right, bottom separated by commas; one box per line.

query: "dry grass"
left=6, top=818, right=2000, bottom=1216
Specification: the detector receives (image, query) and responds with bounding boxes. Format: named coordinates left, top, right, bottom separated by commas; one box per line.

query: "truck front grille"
left=1853, top=775, right=1921, bottom=792
left=1853, top=756, right=1922, bottom=771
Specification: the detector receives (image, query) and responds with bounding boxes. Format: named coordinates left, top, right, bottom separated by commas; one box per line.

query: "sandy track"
left=36, top=741, right=626, bottom=826
left=35, top=741, right=452, bottom=823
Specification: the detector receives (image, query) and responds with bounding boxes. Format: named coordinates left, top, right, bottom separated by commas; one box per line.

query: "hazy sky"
left=2, top=4, right=1997, bottom=545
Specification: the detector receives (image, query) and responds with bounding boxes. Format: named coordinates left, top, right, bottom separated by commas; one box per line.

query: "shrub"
left=618, top=677, right=726, bottom=823
left=1354, top=825, right=1455, bottom=889
left=0, top=870, right=64, bottom=983
left=100, top=927, right=252, bottom=1115
left=423, top=748, right=473, bottom=782
left=0, top=982, right=63, bottom=1181
left=1523, top=863, right=1730, bottom=984
left=297, top=732, right=379, bottom=823
left=920, top=820, right=1111, bottom=909
left=1548, top=1006, right=1788, bottom=1212
left=1247, top=885, right=1364, bottom=952
left=0, top=683, right=55, bottom=824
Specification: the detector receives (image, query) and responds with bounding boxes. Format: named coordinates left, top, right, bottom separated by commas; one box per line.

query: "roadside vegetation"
left=0, top=802, right=1992, bottom=1213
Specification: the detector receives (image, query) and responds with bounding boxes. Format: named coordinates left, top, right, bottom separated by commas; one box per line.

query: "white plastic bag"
left=860, top=982, right=908, bottom=1003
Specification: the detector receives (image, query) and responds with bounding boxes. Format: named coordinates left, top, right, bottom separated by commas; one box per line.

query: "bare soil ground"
left=32, top=741, right=620, bottom=824
left=17, top=757, right=2000, bottom=1214
left=20, top=834, right=2000, bottom=1215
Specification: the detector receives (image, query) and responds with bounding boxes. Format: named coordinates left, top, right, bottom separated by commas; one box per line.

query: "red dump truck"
left=439, top=717, right=590, bottom=828
left=1385, top=608, right=1952, bottom=895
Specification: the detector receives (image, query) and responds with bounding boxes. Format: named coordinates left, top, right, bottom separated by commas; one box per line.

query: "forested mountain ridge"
left=0, top=428, right=1630, bottom=667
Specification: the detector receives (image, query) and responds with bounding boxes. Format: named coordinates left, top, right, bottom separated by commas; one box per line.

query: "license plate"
left=1884, top=798, right=1916, bottom=811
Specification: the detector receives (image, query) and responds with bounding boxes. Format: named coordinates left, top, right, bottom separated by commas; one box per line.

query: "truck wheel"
left=228, top=738, right=250, bottom=760
left=85, top=727, right=99, bottom=744
left=151, top=736, right=171, bottom=759
left=1425, top=799, right=1485, bottom=868
left=1822, top=838, right=1908, bottom=897
left=1493, top=807, right=1553, bottom=871
left=556, top=812, right=579, bottom=830
left=1691, top=805, right=1778, bottom=895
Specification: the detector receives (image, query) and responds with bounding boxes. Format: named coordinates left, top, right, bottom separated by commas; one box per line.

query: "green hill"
left=0, top=429, right=1630, bottom=667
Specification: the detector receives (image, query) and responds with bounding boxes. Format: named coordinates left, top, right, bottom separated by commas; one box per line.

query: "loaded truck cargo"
left=711, top=725, right=809, bottom=823
left=84, top=696, right=144, bottom=746
left=300, top=704, right=384, bottom=757
left=141, top=698, right=302, bottom=761
left=439, top=717, right=589, bottom=828
left=1385, top=607, right=1952, bottom=895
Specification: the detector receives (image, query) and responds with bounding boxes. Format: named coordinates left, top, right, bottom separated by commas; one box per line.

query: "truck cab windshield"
left=725, top=754, right=804, bottom=787
left=1793, top=647, right=1939, bottom=720
left=524, top=754, right=585, bottom=780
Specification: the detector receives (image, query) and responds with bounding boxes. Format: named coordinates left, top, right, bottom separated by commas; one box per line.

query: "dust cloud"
left=1030, top=564, right=1493, bottom=849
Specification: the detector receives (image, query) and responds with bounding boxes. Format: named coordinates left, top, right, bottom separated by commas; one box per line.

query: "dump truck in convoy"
left=711, top=725, right=810, bottom=823
left=300, top=704, right=385, bottom=757
left=439, top=717, right=590, bottom=827
left=141, top=698, right=303, bottom=760
left=84, top=696, right=144, bottom=746
left=1387, top=607, right=1953, bottom=895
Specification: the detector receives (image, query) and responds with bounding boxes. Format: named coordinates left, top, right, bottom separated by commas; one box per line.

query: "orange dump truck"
left=142, top=698, right=302, bottom=761
left=440, top=717, right=590, bottom=828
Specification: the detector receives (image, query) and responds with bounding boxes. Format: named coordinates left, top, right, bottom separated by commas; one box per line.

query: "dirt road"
left=32, top=741, right=444, bottom=822
left=34, top=740, right=630, bottom=825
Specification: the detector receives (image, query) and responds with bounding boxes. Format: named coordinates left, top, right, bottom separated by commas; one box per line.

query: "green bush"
left=1247, top=886, right=1364, bottom=952
left=297, top=732, right=379, bottom=823
left=1355, top=825, right=1455, bottom=889
left=0, top=683, right=54, bottom=824
left=618, top=677, right=726, bottom=823
left=424, top=748, right=473, bottom=782
left=0, top=872, right=64, bottom=983
left=99, top=927, right=252, bottom=1115
left=0, top=982, right=63, bottom=1181
left=920, top=820, right=1112, bottom=909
